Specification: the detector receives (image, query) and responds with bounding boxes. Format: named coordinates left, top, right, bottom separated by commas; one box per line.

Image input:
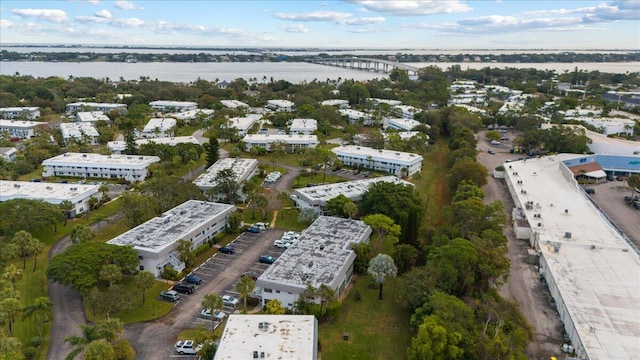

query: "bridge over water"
left=305, top=57, right=420, bottom=77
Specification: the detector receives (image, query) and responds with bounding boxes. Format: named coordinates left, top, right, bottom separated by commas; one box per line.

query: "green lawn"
left=409, top=138, right=451, bottom=226
left=318, top=276, right=412, bottom=360
left=272, top=207, right=305, bottom=231
left=291, top=171, right=344, bottom=188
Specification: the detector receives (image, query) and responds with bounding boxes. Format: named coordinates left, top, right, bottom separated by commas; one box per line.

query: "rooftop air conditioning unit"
left=564, top=232, right=572, bottom=239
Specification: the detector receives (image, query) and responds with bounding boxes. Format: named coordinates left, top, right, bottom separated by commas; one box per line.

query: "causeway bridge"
left=305, top=57, right=420, bottom=77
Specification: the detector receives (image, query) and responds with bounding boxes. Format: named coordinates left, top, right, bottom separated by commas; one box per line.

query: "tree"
left=124, top=130, right=137, bottom=155
left=265, top=298, right=286, bottom=315
left=176, top=239, right=195, bottom=270
left=393, top=244, right=419, bottom=274
left=235, top=275, right=255, bottom=312
left=2, top=264, right=22, bottom=293
left=0, top=297, right=22, bottom=336
left=316, top=284, right=336, bottom=319
left=351, top=242, right=372, bottom=274
left=343, top=201, right=359, bottom=219
left=99, top=264, right=122, bottom=287
left=277, top=191, right=289, bottom=219
left=70, top=224, right=96, bottom=245
left=208, top=167, right=241, bottom=204
left=201, top=293, right=223, bottom=331
left=22, top=296, right=53, bottom=337
left=84, top=340, right=116, bottom=360
left=627, top=174, right=640, bottom=198
left=134, top=271, right=155, bottom=304
left=324, top=194, right=353, bottom=218
left=0, top=336, right=24, bottom=360
left=227, top=210, right=244, bottom=233
left=298, top=207, right=318, bottom=225
left=205, top=137, right=220, bottom=167
left=27, top=238, right=45, bottom=272
left=407, top=315, right=464, bottom=360
left=65, top=319, right=124, bottom=360
left=59, top=200, right=74, bottom=225
left=448, top=157, right=487, bottom=191
left=363, top=214, right=401, bottom=252
left=47, top=242, right=139, bottom=293
left=255, top=195, right=269, bottom=221
left=91, top=214, right=107, bottom=231
left=367, top=254, right=398, bottom=300
left=9, top=230, right=34, bottom=269
left=485, top=130, right=501, bottom=142
left=120, top=192, right=156, bottom=228
left=0, top=199, right=64, bottom=236
left=111, top=339, right=135, bottom=360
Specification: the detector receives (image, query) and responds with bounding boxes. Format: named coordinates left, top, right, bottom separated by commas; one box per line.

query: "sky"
left=0, top=0, right=638, bottom=49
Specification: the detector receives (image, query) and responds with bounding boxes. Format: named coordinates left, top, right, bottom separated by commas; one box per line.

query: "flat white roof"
left=60, top=122, right=99, bottom=139
left=267, top=99, right=294, bottom=108
left=290, top=118, right=318, bottom=131
left=243, top=134, right=318, bottom=144
left=0, top=119, right=47, bottom=128
left=368, top=98, right=401, bottom=106
left=149, top=100, right=198, bottom=107
left=43, top=152, right=160, bottom=168
left=332, top=145, right=423, bottom=164
left=143, top=118, right=177, bottom=132
left=107, top=200, right=234, bottom=252
left=168, top=109, right=214, bottom=120
left=66, top=102, right=125, bottom=108
left=214, top=315, right=317, bottom=360
left=394, top=104, right=423, bottom=114
left=193, top=158, right=258, bottom=189
left=0, top=181, right=99, bottom=203
left=292, top=176, right=413, bottom=206
left=385, top=118, right=422, bottom=130
left=107, top=136, right=201, bottom=152
left=506, top=154, right=640, bottom=360
left=76, top=112, right=110, bottom=122
left=338, top=109, right=368, bottom=118
left=382, top=131, right=427, bottom=141
left=321, top=99, right=349, bottom=106
left=0, top=107, right=39, bottom=112
left=220, top=100, right=249, bottom=109
left=227, top=114, right=261, bottom=130
left=258, top=216, right=371, bottom=289
left=584, top=128, right=640, bottom=155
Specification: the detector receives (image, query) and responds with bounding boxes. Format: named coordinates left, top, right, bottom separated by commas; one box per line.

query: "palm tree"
left=59, top=200, right=74, bottom=225
left=69, top=224, right=95, bottom=245
left=343, top=202, right=358, bottom=219
left=91, top=214, right=107, bottom=231
left=628, top=174, right=640, bottom=198
left=27, top=238, right=45, bottom=272
left=135, top=271, right=155, bottom=304
left=99, top=264, right=122, bottom=287
left=277, top=191, right=289, bottom=220
left=0, top=297, right=22, bottom=336
left=11, top=230, right=34, bottom=269
left=2, top=264, right=23, bottom=293
left=316, top=284, right=336, bottom=319
left=235, top=276, right=255, bottom=312
left=22, top=297, right=53, bottom=337
left=202, top=293, right=224, bottom=331
left=368, top=254, right=398, bottom=300
left=176, top=239, right=195, bottom=269
left=65, top=319, right=123, bottom=360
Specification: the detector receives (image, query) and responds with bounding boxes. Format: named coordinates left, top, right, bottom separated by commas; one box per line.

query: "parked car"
left=584, top=188, right=595, bottom=194
left=273, top=239, right=290, bottom=248
left=219, top=245, right=235, bottom=254
left=241, top=271, right=259, bottom=281
left=253, top=222, right=268, bottom=230
left=259, top=255, right=275, bottom=264
left=488, top=149, right=495, bottom=154
left=491, top=140, right=501, bottom=145
left=200, top=308, right=226, bottom=322
left=175, top=340, right=202, bottom=355
left=160, top=290, right=180, bottom=302
left=222, top=295, right=239, bottom=308
left=246, top=226, right=260, bottom=233
left=172, top=282, right=196, bottom=294
left=184, top=275, right=203, bottom=285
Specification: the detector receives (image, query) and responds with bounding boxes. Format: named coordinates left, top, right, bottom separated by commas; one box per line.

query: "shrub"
left=160, top=266, right=179, bottom=281
left=325, top=301, right=341, bottom=319
left=193, top=243, right=209, bottom=256
left=29, top=337, right=43, bottom=348
left=23, top=347, right=37, bottom=360
left=495, top=165, right=505, bottom=171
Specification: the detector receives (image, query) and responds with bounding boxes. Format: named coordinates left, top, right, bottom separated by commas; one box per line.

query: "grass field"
left=318, top=276, right=412, bottom=360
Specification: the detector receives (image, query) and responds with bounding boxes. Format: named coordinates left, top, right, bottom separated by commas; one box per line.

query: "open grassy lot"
left=409, top=139, right=450, bottom=226
left=318, top=276, right=412, bottom=360
left=291, top=171, right=344, bottom=188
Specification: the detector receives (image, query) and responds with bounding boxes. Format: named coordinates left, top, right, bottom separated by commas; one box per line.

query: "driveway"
left=125, top=228, right=286, bottom=359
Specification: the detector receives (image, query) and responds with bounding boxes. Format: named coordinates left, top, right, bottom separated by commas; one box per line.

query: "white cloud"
left=83, top=0, right=100, bottom=5
left=114, top=1, right=140, bottom=10
left=275, top=11, right=353, bottom=22
left=344, top=16, right=385, bottom=25
left=347, top=0, right=472, bottom=16
left=279, top=24, right=309, bottom=33
left=0, top=19, right=14, bottom=28
left=12, top=8, right=69, bottom=23
left=111, top=17, right=146, bottom=27
left=95, top=9, right=112, bottom=19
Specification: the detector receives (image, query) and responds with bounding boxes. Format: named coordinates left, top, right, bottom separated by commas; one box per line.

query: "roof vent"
left=319, top=245, right=325, bottom=250
left=308, top=261, right=314, bottom=268
left=564, top=209, right=569, bottom=214
left=82, top=154, right=87, bottom=157
left=564, top=232, right=572, bottom=239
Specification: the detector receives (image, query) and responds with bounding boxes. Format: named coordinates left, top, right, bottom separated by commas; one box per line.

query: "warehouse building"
left=42, top=153, right=160, bottom=181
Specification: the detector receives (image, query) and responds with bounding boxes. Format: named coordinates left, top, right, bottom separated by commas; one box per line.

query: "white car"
left=274, top=240, right=290, bottom=248
left=175, top=340, right=203, bottom=355
left=200, top=308, right=226, bottom=322
left=222, top=295, right=239, bottom=308
left=253, top=222, right=268, bottom=230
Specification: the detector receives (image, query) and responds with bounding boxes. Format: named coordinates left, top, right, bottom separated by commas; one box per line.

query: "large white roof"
left=332, top=145, right=423, bottom=165
left=107, top=136, right=201, bottom=152
left=505, top=154, right=640, bottom=360
left=60, top=122, right=99, bottom=139
left=0, top=181, right=99, bottom=203
left=142, top=118, right=177, bottom=132
left=193, top=158, right=258, bottom=190
left=243, top=134, right=318, bottom=145
left=292, top=176, right=413, bottom=207
left=0, top=119, right=46, bottom=128
left=43, top=152, right=160, bottom=168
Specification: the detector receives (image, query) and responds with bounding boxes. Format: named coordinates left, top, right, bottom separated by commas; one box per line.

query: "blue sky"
left=1, top=1, right=638, bottom=49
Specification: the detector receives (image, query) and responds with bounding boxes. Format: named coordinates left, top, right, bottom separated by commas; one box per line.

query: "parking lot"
left=126, top=227, right=290, bottom=359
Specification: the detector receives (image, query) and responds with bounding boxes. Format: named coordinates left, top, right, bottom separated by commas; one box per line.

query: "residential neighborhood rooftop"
left=292, top=176, right=413, bottom=206
left=43, top=152, right=160, bottom=167
left=193, top=158, right=258, bottom=189
left=332, top=145, right=422, bottom=163
left=0, top=119, right=46, bottom=128
left=0, top=180, right=99, bottom=203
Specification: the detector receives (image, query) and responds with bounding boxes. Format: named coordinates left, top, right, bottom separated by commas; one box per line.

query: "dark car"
left=584, top=188, right=595, bottom=194
left=241, top=271, right=259, bottom=281
left=219, top=245, right=235, bottom=254
left=172, top=282, right=196, bottom=294
left=184, top=275, right=203, bottom=285
left=246, top=226, right=260, bottom=234
left=259, top=255, right=275, bottom=264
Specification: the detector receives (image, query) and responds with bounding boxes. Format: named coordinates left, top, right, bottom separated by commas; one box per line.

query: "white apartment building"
left=193, top=158, right=258, bottom=193
left=290, top=176, right=414, bottom=214
left=42, top=153, right=160, bottom=182
left=256, top=216, right=372, bottom=309
left=382, top=131, right=429, bottom=143
left=0, top=107, right=40, bottom=119
left=383, top=118, right=422, bottom=131
left=497, top=94, right=532, bottom=114
left=338, top=109, right=374, bottom=126
left=168, top=109, right=214, bottom=121
left=0, top=119, right=47, bottom=139
left=107, top=136, right=201, bottom=154
left=140, top=118, right=177, bottom=138
left=149, top=101, right=198, bottom=113
left=0, top=147, right=17, bottom=162
left=581, top=117, right=636, bottom=136
left=0, top=181, right=100, bottom=217
left=66, top=102, right=127, bottom=115
left=394, top=105, right=423, bottom=119
left=108, top=200, right=235, bottom=276
left=220, top=100, right=250, bottom=110
left=266, top=99, right=295, bottom=112
left=289, top=118, right=318, bottom=135
left=76, top=111, right=110, bottom=123
left=367, top=98, right=401, bottom=106
left=242, top=134, right=318, bottom=153
left=60, top=122, right=100, bottom=145
left=331, top=145, right=423, bottom=176
left=215, top=315, right=318, bottom=360
left=320, top=99, right=349, bottom=108
left=226, top=114, right=261, bottom=136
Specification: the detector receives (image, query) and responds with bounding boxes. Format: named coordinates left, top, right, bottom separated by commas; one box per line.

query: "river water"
left=0, top=60, right=638, bottom=84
